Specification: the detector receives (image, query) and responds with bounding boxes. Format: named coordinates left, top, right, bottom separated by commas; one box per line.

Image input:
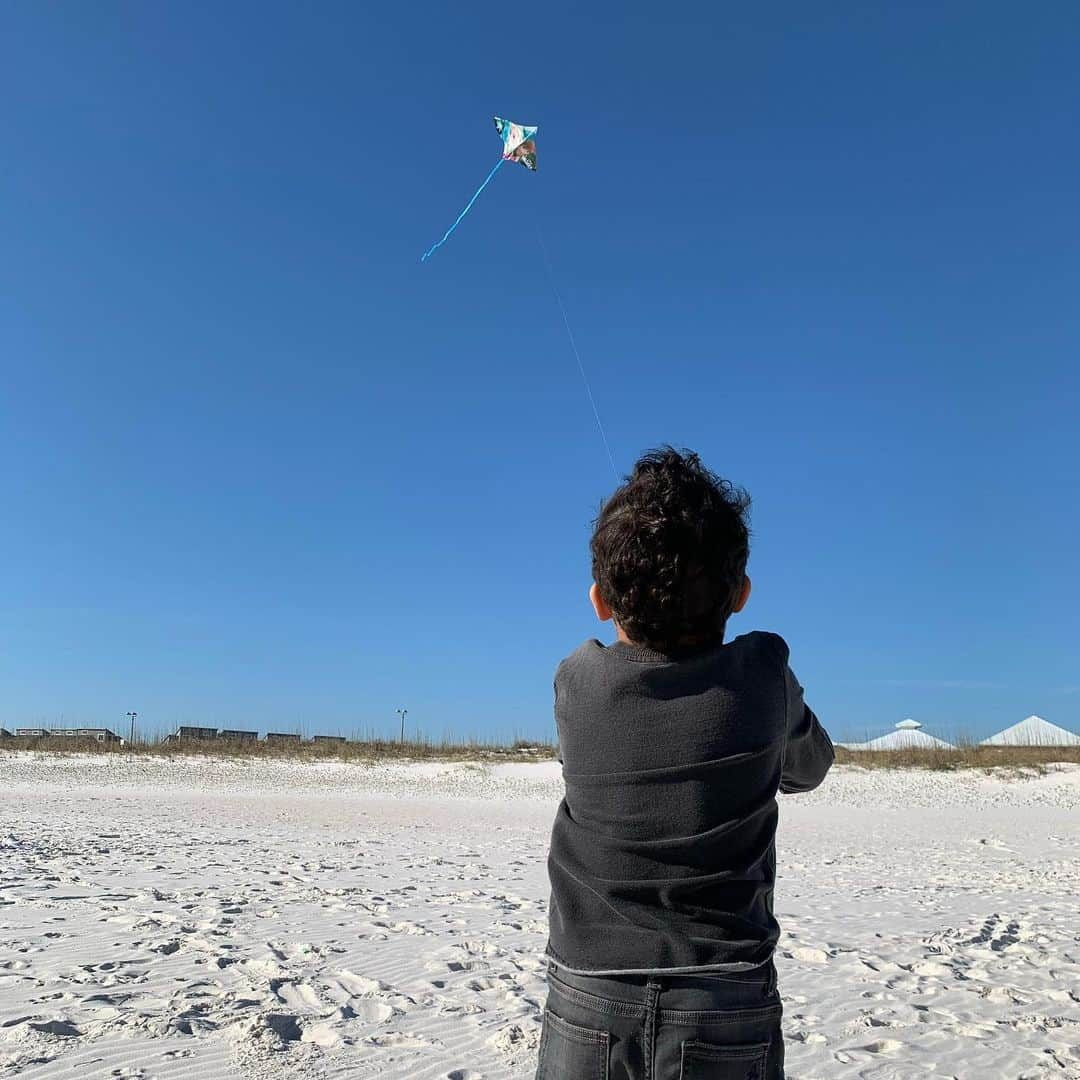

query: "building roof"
left=838, top=718, right=954, bottom=751
left=981, top=715, right=1080, bottom=747
left=839, top=719, right=953, bottom=751
left=861, top=728, right=954, bottom=750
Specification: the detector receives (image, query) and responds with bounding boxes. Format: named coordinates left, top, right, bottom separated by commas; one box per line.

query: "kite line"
left=536, top=225, right=619, bottom=480
left=421, top=157, right=505, bottom=262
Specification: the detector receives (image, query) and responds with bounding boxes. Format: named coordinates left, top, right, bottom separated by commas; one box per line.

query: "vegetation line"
left=0, top=735, right=558, bottom=763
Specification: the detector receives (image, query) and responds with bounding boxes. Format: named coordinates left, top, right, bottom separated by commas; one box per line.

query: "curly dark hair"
left=590, top=447, right=751, bottom=653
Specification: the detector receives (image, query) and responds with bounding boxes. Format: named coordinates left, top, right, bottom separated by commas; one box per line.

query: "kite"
left=420, top=116, right=538, bottom=262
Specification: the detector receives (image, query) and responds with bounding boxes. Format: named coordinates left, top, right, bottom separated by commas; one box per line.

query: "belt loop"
left=767, top=962, right=777, bottom=997
left=643, top=978, right=662, bottom=1080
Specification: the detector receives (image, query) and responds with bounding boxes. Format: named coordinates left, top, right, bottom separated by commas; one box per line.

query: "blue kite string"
left=536, top=224, right=620, bottom=480
left=420, top=156, right=506, bottom=262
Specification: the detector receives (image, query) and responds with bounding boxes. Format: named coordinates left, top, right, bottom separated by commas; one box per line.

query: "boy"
left=537, top=448, right=833, bottom=1080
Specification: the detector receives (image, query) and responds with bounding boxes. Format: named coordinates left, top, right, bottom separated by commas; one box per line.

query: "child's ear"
left=589, top=582, right=614, bottom=622
left=732, top=575, right=752, bottom=614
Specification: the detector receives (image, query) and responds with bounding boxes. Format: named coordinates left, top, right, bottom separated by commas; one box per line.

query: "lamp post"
left=126, top=711, right=137, bottom=747
left=396, top=708, right=408, bottom=743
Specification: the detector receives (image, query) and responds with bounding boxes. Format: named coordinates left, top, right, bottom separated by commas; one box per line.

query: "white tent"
left=841, top=719, right=954, bottom=751
left=981, top=715, right=1080, bottom=747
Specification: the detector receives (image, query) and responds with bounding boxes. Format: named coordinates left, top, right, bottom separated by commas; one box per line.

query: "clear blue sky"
left=2, top=2, right=1077, bottom=742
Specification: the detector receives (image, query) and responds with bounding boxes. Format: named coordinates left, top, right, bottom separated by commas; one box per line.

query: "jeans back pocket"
left=679, top=1038, right=768, bottom=1079
left=537, top=1008, right=609, bottom=1080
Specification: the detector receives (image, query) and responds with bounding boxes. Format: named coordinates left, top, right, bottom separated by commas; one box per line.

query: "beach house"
left=164, top=725, right=219, bottom=742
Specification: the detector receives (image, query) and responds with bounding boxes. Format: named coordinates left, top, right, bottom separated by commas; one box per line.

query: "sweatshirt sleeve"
left=553, top=661, right=565, bottom=766
left=779, top=662, right=834, bottom=794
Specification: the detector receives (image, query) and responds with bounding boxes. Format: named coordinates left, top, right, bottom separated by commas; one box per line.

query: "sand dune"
left=1, top=753, right=1077, bottom=1078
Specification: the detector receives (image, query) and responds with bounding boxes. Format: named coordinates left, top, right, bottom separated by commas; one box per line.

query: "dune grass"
left=0, top=734, right=559, bottom=763
left=834, top=743, right=1080, bottom=771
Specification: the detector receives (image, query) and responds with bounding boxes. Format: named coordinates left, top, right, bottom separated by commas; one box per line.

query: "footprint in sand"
left=326, top=970, right=415, bottom=1012
left=790, top=1030, right=827, bottom=1044
left=433, top=998, right=485, bottom=1017
left=862, top=1012, right=901, bottom=1029
left=362, top=1031, right=436, bottom=1049
left=28, top=1020, right=82, bottom=1037
left=453, top=940, right=503, bottom=958
left=301, top=1020, right=341, bottom=1047
left=447, top=959, right=488, bottom=972
left=488, top=1023, right=541, bottom=1056
left=260, top=1012, right=303, bottom=1043
left=908, top=959, right=952, bottom=978
left=860, top=1038, right=903, bottom=1054
left=370, top=919, right=433, bottom=936
left=270, top=979, right=323, bottom=1012
left=785, top=946, right=829, bottom=965
left=266, top=939, right=324, bottom=962
left=331, top=971, right=385, bottom=996
left=348, top=999, right=396, bottom=1023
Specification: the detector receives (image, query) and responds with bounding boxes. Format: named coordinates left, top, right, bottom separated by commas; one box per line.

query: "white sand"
left=1, top=752, right=1078, bottom=1079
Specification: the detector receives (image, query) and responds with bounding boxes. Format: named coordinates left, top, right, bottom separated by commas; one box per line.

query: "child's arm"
left=779, top=664, right=834, bottom=793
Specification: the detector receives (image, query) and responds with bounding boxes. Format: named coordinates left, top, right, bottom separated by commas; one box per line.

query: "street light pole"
left=126, top=711, right=137, bottom=747
left=396, top=708, right=408, bottom=743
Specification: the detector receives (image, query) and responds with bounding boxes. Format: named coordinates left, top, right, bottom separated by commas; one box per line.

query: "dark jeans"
left=536, top=960, right=784, bottom=1080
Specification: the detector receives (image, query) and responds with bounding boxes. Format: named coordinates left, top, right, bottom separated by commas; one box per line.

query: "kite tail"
left=421, top=157, right=506, bottom=262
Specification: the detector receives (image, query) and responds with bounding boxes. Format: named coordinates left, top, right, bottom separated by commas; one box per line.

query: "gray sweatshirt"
left=545, top=630, right=833, bottom=975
